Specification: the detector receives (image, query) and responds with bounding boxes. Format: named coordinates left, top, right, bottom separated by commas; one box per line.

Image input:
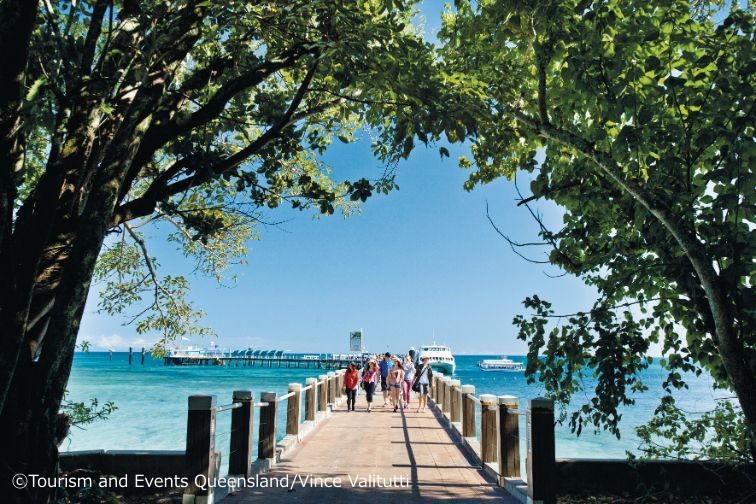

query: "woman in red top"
left=344, top=362, right=359, bottom=412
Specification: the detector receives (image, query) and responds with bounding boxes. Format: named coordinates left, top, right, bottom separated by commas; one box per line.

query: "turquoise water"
left=64, top=353, right=722, bottom=463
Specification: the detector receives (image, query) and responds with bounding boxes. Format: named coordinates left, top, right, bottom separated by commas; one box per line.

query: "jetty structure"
left=60, top=371, right=754, bottom=503
left=162, top=347, right=369, bottom=369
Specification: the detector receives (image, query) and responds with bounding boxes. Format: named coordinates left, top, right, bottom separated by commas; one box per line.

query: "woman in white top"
left=414, top=355, right=433, bottom=412
left=402, top=355, right=416, bottom=406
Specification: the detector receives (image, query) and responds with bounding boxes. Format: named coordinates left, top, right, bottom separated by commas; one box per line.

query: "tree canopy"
left=439, top=0, right=754, bottom=460
left=0, top=1, right=452, bottom=501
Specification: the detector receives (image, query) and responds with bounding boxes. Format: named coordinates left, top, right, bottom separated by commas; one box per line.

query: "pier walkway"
left=222, top=394, right=515, bottom=503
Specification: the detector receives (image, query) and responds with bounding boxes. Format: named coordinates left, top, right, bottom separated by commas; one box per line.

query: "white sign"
left=349, top=331, right=363, bottom=352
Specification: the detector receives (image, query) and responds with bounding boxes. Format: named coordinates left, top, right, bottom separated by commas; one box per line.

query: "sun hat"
left=420, top=354, right=430, bottom=361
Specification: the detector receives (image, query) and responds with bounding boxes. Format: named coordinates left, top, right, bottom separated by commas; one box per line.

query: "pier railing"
left=182, top=369, right=346, bottom=504
left=431, top=372, right=554, bottom=504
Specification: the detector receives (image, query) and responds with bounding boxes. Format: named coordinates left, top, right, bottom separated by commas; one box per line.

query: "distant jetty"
left=163, top=347, right=368, bottom=369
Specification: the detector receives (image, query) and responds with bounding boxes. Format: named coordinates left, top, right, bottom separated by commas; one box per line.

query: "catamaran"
left=477, top=356, right=524, bottom=372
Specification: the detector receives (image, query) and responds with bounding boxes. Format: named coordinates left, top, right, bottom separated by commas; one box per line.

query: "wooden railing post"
left=498, top=395, right=520, bottom=480
left=337, top=370, right=344, bottom=398
left=327, top=372, right=336, bottom=405
left=258, top=391, right=278, bottom=461
left=184, top=395, right=216, bottom=503
left=317, top=374, right=327, bottom=413
left=305, top=378, right=316, bottom=421
left=527, top=398, right=555, bottom=504
left=461, top=385, right=476, bottom=438
left=442, top=377, right=452, bottom=416
left=449, top=379, right=461, bottom=423
left=480, top=394, right=498, bottom=465
left=286, top=383, right=302, bottom=437
left=229, top=390, right=254, bottom=478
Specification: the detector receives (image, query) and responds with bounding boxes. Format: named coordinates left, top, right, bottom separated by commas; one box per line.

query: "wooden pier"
left=60, top=370, right=755, bottom=503
left=177, top=370, right=555, bottom=504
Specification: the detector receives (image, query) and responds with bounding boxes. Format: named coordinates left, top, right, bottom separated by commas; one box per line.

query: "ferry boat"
left=165, top=345, right=227, bottom=364
left=418, top=343, right=456, bottom=375
left=477, top=357, right=524, bottom=372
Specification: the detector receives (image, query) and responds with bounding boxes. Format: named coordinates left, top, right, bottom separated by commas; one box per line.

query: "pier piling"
left=442, top=377, right=452, bottom=415
left=286, top=383, right=302, bottom=437
left=317, top=375, right=327, bottom=413
left=128, top=347, right=132, bottom=365
left=498, top=395, right=520, bottom=479
left=305, top=378, right=316, bottom=421
left=229, top=390, right=254, bottom=478
left=461, top=384, right=476, bottom=438
left=527, top=398, right=555, bottom=504
left=480, top=394, right=498, bottom=465
left=258, top=392, right=278, bottom=461
left=449, top=379, right=461, bottom=423
left=184, top=395, right=216, bottom=503
left=327, top=372, right=336, bottom=406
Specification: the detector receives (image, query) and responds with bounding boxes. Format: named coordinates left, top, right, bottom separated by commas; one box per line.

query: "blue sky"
left=77, top=1, right=600, bottom=354
left=79, top=139, right=597, bottom=354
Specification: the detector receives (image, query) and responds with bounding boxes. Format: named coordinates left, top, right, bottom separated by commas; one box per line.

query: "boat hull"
left=430, top=361, right=455, bottom=375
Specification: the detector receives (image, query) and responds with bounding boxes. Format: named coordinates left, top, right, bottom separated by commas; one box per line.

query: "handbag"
left=412, top=365, right=427, bottom=392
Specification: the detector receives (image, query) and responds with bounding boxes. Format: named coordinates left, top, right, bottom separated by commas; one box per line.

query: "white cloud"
left=77, top=333, right=155, bottom=351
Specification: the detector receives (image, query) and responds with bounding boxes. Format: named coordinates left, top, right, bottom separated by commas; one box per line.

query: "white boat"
left=477, top=357, right=524, bottom=372
left=418, top=343, right=456, bottom=374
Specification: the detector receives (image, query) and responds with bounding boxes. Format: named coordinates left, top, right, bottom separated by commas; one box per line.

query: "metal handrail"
left=302, top=384, right=313, bottom=391
left=215, top=402, right=242, bottom=413
left=254, top=402, right=270, bottom=408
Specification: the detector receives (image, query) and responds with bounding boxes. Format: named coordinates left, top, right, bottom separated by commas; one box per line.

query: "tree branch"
left=111, top=60, right=320, bottom=227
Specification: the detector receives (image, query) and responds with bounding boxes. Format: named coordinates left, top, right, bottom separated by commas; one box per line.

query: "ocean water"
left=64, top=352, right=723, bottom=467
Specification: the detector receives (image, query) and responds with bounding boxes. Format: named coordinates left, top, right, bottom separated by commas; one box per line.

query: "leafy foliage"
left=440, top=0, right=755, bottom=460
left=632, top=396, right=752, bottom=463
left=17, top=0, right=450, bottom=349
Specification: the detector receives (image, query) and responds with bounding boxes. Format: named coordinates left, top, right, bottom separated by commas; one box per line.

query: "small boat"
left=477, top=357, right=524, bottom=372
left=418, top=343, right=456, bottom=374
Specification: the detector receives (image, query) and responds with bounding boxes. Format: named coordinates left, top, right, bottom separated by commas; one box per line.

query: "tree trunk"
left=0, top=0, right=40, bottom=416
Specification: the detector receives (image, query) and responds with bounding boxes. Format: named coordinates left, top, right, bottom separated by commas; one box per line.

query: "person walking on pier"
left=362, top=359, right=379, bottom=412
left=379, top=352, right=391, bottom=406
left=387, top=356, right=405, bottom=412
left=344, top=362, right=359, bottom=412
left=402, top=354, right=415, bottom=406
left=414, top=355, right=433, bottom=413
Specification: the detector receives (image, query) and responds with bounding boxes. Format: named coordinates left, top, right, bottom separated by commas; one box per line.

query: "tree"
left=439, top=0, right=754, bottom=459
left=0, top=1, right=444, bottom=501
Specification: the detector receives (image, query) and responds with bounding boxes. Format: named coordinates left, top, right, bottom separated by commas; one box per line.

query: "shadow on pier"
left=222, top=394, right=514, bottom=503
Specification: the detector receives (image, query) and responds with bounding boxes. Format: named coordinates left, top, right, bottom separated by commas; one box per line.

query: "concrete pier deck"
left=221, top=394, right=517, bottom=503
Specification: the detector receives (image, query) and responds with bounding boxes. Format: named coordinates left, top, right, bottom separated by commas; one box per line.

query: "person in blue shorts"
left=379, top=352, right=391, bottom=406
